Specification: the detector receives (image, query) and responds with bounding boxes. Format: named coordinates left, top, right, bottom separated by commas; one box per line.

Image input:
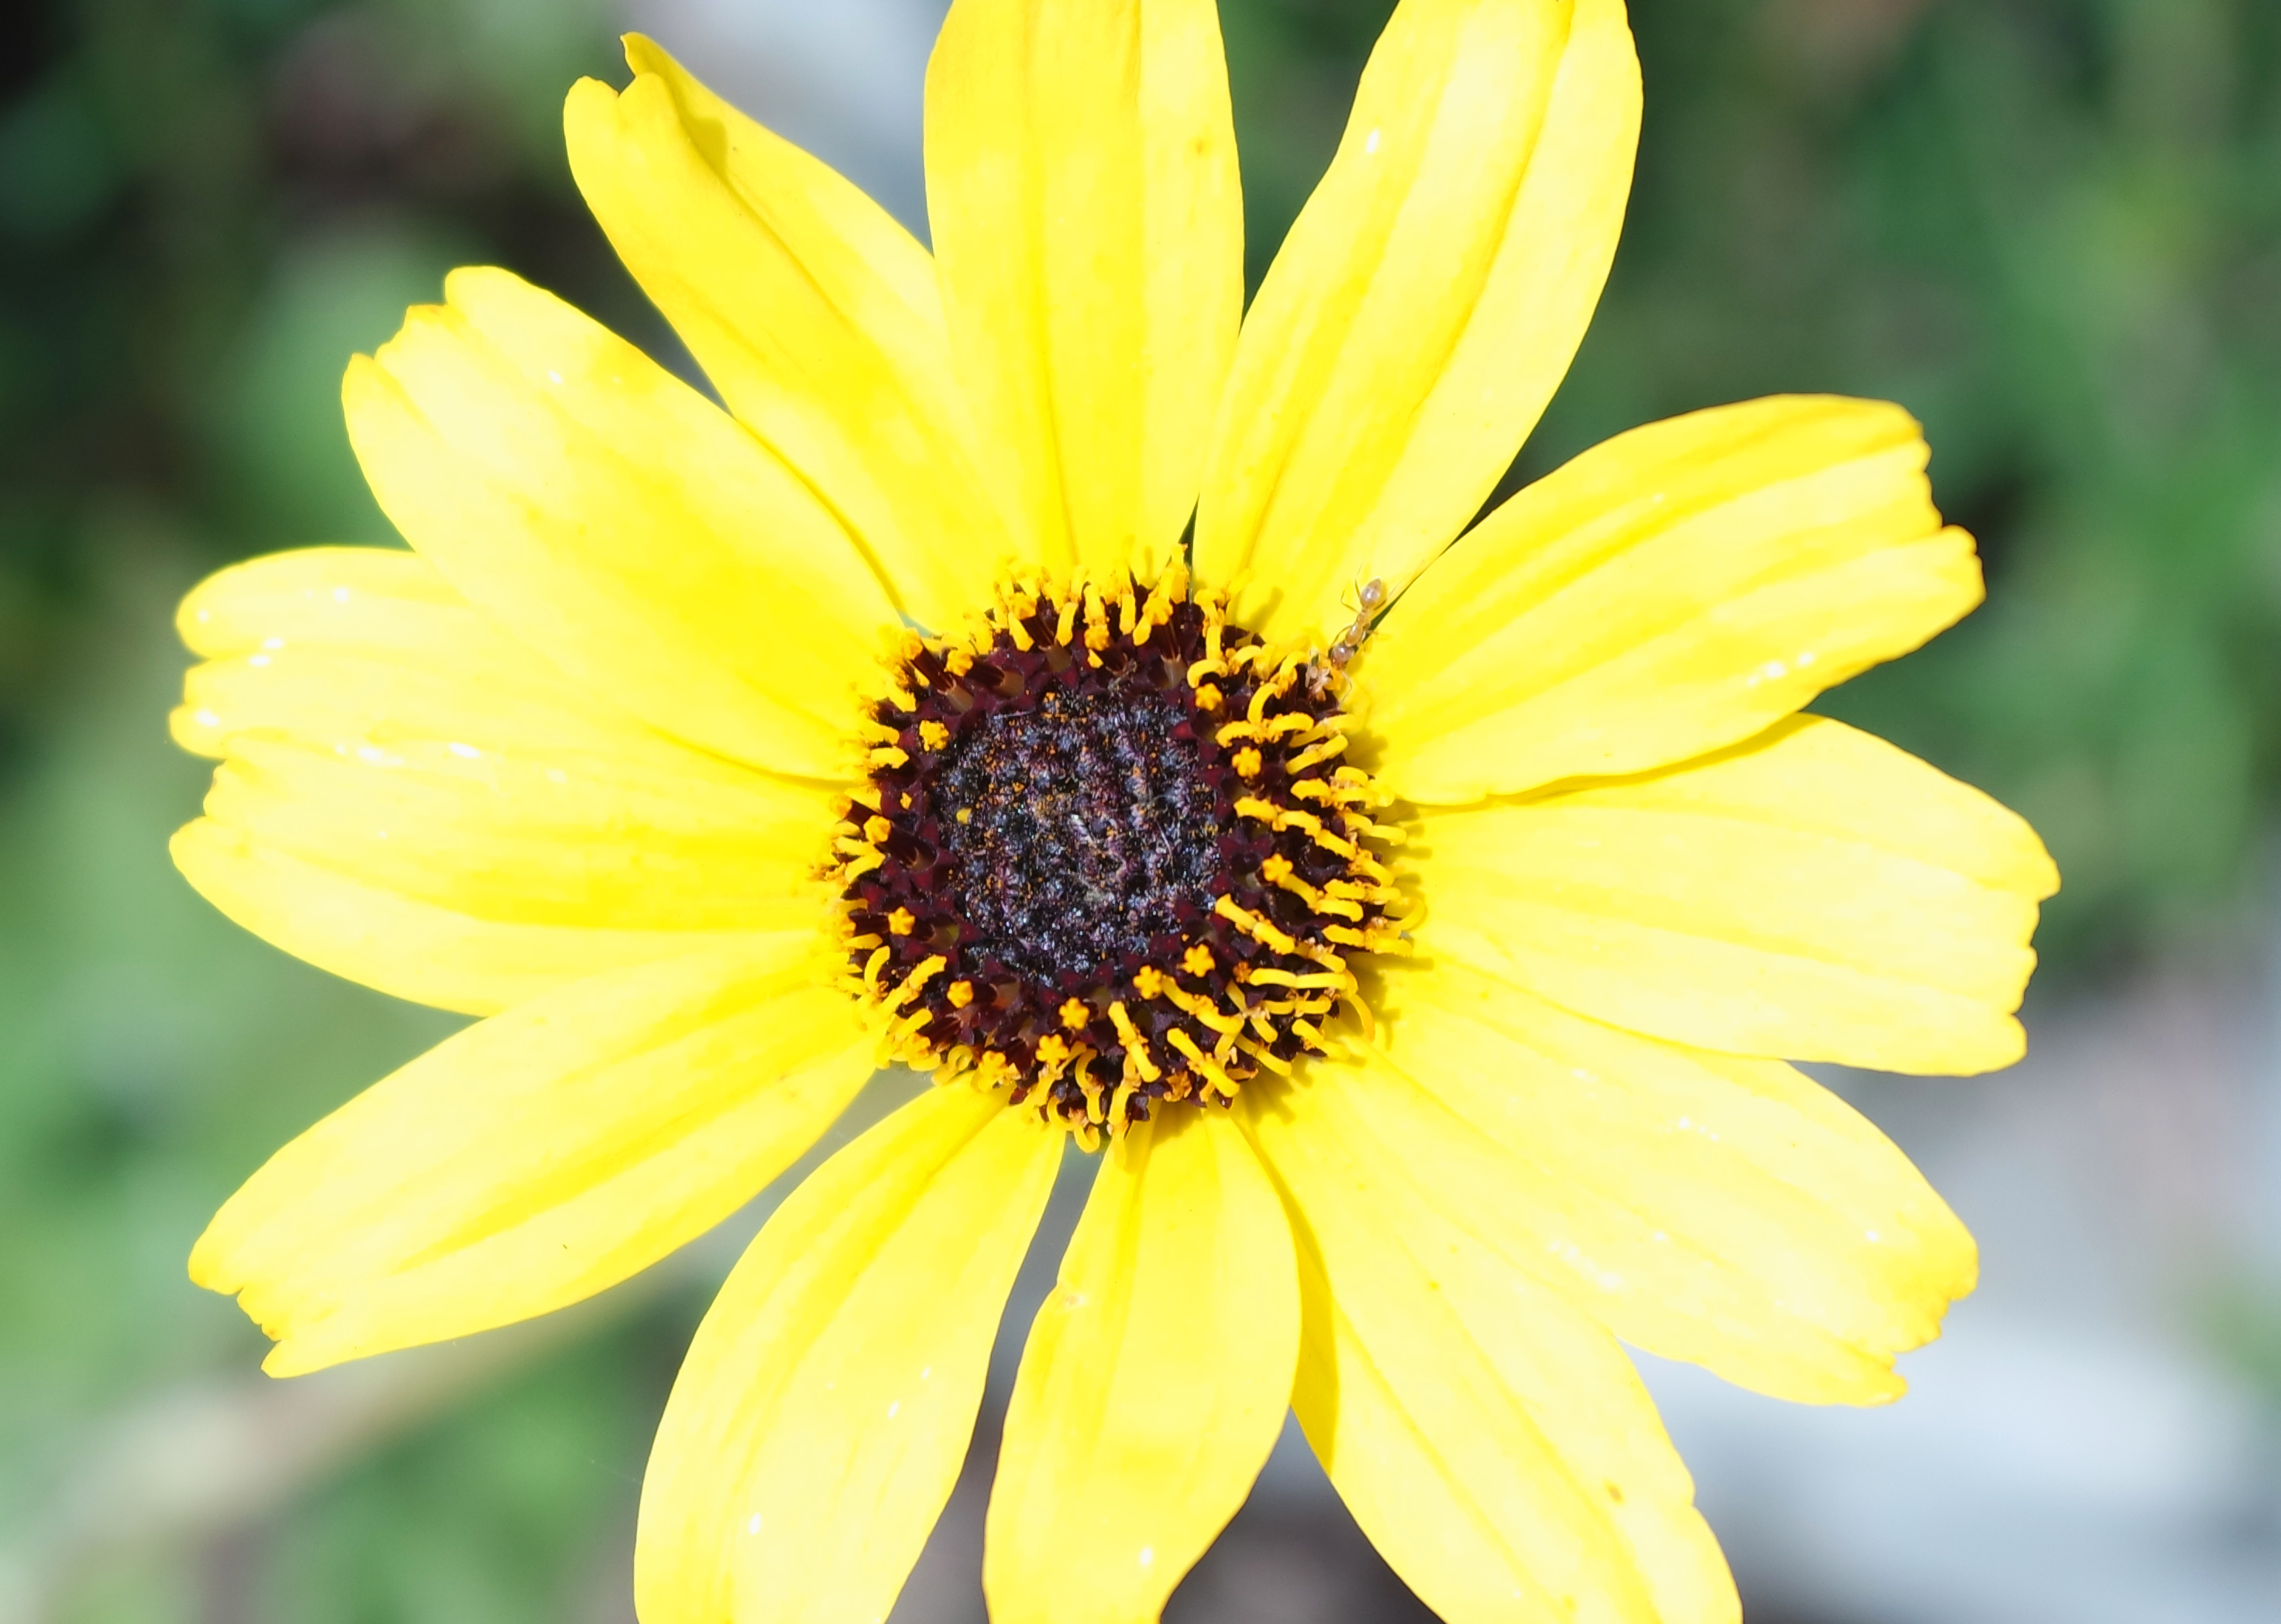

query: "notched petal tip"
left=563, top=71, right=622, bottom=132
left=338, top=347, right=392, bottom=414
left=620, top=30, right=673, bottom=80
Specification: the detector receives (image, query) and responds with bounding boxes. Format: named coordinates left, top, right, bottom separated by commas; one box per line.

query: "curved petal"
left=344, top=266, right=900, bottom=779
left=636, top=1086, right=1060, bottom=1624
left=171, top=546, right=838, bottom=1016
left=1195, top=0, right=1639, bottom=646
left=173, top=821, right=774, bottom=1018
left=1367, top=397, right=1984, bottom=802
left=566, top=41, right=1013, bottom=631
left=1383, top=958, right=1979, bottom=1401
left=1250, top=1083, right=1736, bottom=1624
left=1271, top=1041, right=1924, bottom=1407
left=926, top=0, right=1244, bottom=579
left=1409, top=715, right=2057, bottom=1075
left=984, top=1110, right=1297, bottom=1624
left=191, top=939, right=873, bottom=1377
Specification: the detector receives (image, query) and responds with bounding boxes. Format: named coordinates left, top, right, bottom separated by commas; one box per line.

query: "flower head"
left=173, top=2, right=2056, bottom=1621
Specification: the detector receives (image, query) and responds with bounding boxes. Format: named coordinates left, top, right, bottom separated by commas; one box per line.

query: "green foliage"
left=3, top=0, right=2278, bottom=1618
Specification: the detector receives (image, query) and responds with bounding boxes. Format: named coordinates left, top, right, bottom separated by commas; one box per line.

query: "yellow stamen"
left=1247, top=668, right=1294, bottom=724
left=1160, top=981, right=1244, bottom=1036
left=1245, top=968, right=1349, bottom=991
left=1108, top=1002, right=1161, bottom=1082
left=1287, top=735, right=1350, bottom=773
left=1165, top=1027, right=1239, bottom=1096
left=1234, top=1038, right=1292, bottom=1076
left=886, top=955, right=947, bottom=1010
left=1214, top=895, right=1298, bottom=955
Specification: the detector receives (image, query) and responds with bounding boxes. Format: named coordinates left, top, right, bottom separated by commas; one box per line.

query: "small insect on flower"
left=1306, top=575, right=1388, bottom=701
left=167, top=3, right=2056, bottom=1623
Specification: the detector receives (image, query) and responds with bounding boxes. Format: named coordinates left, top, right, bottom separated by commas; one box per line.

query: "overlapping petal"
left=171, top=546, right=836, bottom=1015
left=1196, top=0, right=1639, bottom=647
left=1268, top=1043, right=1924, bottom=1408
left=1367, top=396, right=1984, bottom=802
left=566, top=39, right=1011, bottom=631
left=1409, top=715, right=2056, bottom=1075
left=636, top=1086, right=1061, bottom=1624
left=344, top=265, right=898, bottom=779
left=1251, top=1082, right=1737, bottom=1624
left=192, top=939, right=873, bottom=1377
left=1378, top=961, right=1978, bottom=1401
left=926, top=0, right=1244, bottom=580
left=985, top=1110, right=1297, bottom=1624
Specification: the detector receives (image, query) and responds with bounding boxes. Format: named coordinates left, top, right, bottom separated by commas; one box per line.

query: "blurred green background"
left=2, top=0, right=2278, bottom=1620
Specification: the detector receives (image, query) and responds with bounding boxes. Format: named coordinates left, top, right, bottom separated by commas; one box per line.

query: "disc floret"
left=830, top=569, right=1407, bottom=1145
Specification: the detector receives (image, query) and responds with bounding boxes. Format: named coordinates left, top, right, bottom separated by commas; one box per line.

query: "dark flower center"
left=831, top=570, right=1406, bottom=1144
left=936, top=687, right=1224, bottom=984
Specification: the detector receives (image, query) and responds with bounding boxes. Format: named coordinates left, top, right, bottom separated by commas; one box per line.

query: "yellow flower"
left=171, top=2, right=2056, bottom=1622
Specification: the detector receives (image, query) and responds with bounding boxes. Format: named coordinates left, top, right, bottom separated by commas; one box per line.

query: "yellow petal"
left=637, top=1086, right=1060, bottom=1624
left=1195, top=0, right=1639, bottom=646
left=1273, top=1046, right=1901, bottom=1406
left=1381, top=958, right=1980, bottom=1402
left=1368, top=396, right=1984, bottom=801
left=345, top=265, right=899, bottom=779
left=985, top=1110, right=1297, bottom=1624
left=191, top=939, right=872, bottom=1377
left=565, top=42, right=1013, bottom=631
left=171, top=546, right=837, bottom=1016
left=173, top=821, right=776, bottom=1018
left=1410, top=715, right=2058, bottom=1075
left=1251, top=1085, right=1736, bottom=1624
left=926, top=0, right=1244, bottom=579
